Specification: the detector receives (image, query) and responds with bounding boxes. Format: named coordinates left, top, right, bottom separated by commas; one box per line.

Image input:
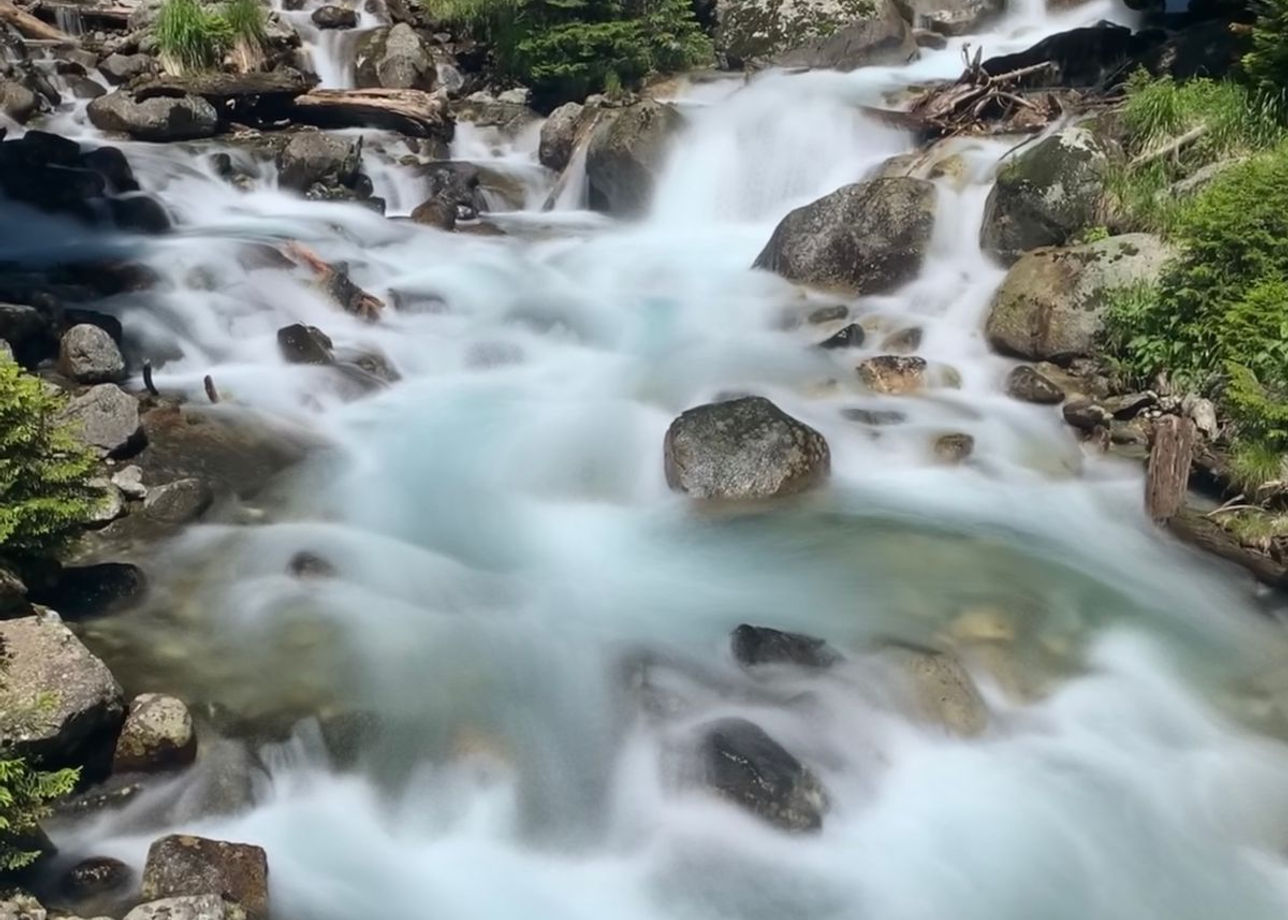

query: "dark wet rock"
left=585, top=100, right=683, bottom=217
left=1062, top=398, right=1111, bottom=431
left=985, top=234, right=1172, bottom=362
left=697, top=717, right=828, bottom=831
left=932, top=432, right=974, bottom=463
left=816, top=323, right=865, bottom=349
left=60, top=384, right=144, bottom=458
left=841, top=406, right=907, bottom=425
left=276, top=323, right=334, bottom=364
left=68, top=75, right=107, bottom=100
left=99, top=52, right=154, bottom=85
left=856, top=355, right=927, bottom=394
left=980, top=126, right=1109, bottom=263
left=881, top=326, right=922, bottom=353
left=0, top=613, right=125, bottom=770
left=287, top=551, right=336, bottom=578
left=141, top=835, right=269, bottom=920
left=539, top=101, right=586, bottom=173
left=717, top=0, right=914, bottom=70
left=277, top=131, right=363, bottom=194
left=142, top=478, right=214, bottom=524
left=754, top=178, right=936, bottom=295
left=61, top=855, right=132, bottom=898
left=807, top=304, right=848, bottom=325
left=1005, top=364, right=1064, bottom=404
left=980, top=21, right=1161, bottom=90
left=125, top=895, right=248, bottom=920
left=418, top=161, right=484, bottom=219
left=84, top=144, right=139, bottom=195
left=1101, top=390, right=1156, bottom=419
left=87, top=90, right=218, bottom=142
left=113, top=693, right=198, bottom=773
left=731, top=624, right=840, bottom=668
left=109, top=194, right=172, bottom=233
left=913, top=27, right=948, bottom=48
left=312, top=4, right=358, bottom=28
left=0, top=80, right=37, bottom=123
left=664, top=396, right=830, bottom=500
left=354, top=23, right=436, bottom=91
left=0, top=566, right=29, bottom=618
left=26, top=562, right=146, bottom=620
left=317, top=708, right=381, bottom=770
left=59, top=323, right=126, bottom=384
left=410, top=196, right=456, bottom=230
left=0, top=303, right=55, bottom=368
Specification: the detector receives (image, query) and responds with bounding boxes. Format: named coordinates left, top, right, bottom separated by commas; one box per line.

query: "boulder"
left=60, top=383, right=144, bottom=457
left=985, top=233, right=1172, bottom=362
left=817, top=323, right=865, bottom=349
left=1005, top=364, right=1064, bottom=403
left=585, top=101, right=683, bottom=217
left=59, top=323, right=126, bottom=384
left=142, top=478, right=214, bottom=524
left=0, top=132, right=154, bottom=231
left=896, top=0, right=1003, bottom=35
left=664, top=396, right=830, bottom=500
left=409, top=196, right=456, bottom=230
left=856, top=354, right=927, bottom=394
left=697, top=718, right=827, bottom=831
left=113, top=693, right=198, bottom=773
left=112, top=465, right=148, bottom=499
left=124, top=896, right=247, bottom=920
left=27, top=562, right=146, bottom=619
left=311, top=4, right=358, bottom=28
left=881, top=326, right=922, bottom=353
left=883, top=644, right=988, bottom=736
left=753, top=178, right=936, bottom=294
left=932, top=431, right=974, bottom=463
left=0, top=566, right=28, bottom=618
left=0, top=80, right=37, bottom=123
left=354, top=23, right=436, bottom=91
left=731, top=624, right=840, bottom=668
left=61, top=855, right=132, bottom=898
left=141, top=835, right=269, bottom=920
left=99, top=53, right=155, bottom=85
left=842, top=406, right=906, bottom=425
left=276, top=323, right=334, bottom=364
left=717, top=0, right=914, bottom=69
left=87, top=90, right=218, bottom=142
left=1062, top=398, right=1111, bottom=431
left=0, top=614, right=125, bottom=768
left=277, top=131, right=363, bottom=193
left=418, top=161, right=484, bottom=218
left=538, top=101, right=586, bottom=172
left=980, top=126, right=1110, bottom=263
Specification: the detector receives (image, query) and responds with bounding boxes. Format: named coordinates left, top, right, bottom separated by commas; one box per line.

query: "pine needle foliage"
left=0, top=758, right=77, bottom=871
left=0, top=357, right=97, bottom=560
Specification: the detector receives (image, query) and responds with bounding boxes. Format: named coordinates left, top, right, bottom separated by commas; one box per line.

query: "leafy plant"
left=1244, top=0, right=1288, bottom=111
left=0, top=758, right=77, bottom=870
left=0, top=358, right=97, bottom=560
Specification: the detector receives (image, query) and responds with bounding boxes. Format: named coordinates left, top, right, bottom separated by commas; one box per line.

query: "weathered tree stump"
left=1145, top=415, right=1196, bottom=522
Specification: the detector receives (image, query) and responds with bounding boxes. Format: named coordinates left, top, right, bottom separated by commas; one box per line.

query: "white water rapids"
left=10, top=1, right=1288, bottom=917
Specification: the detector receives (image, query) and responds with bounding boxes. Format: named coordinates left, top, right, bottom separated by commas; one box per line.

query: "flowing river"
left=10, top=0, right=1288, bottom=916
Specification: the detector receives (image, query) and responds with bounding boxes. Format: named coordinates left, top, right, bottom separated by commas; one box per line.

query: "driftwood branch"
left=1145, top=415, right=1196, bottom=522
left=203, top=374, right=219, bottom=404
left=0, top=0, right=77, bottom=42
left=284, top=241, right=384, bottom=321
left=142, top=360, right=159, bottom=397
left=1132, top=123, right=1208, bottom=168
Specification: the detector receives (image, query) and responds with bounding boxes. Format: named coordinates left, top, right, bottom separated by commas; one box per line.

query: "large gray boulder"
left=113, top=693, right=198, bottom=773
left=664, top=396, right=830, bottom=500
left=87, top=90, right=218, bottom=142
left=60, top=383, right=143, bottom=457
left=895, top=0, right=1004, bottom=35
left=59, top=324, right=126, bottom=384
left=754, top=178, right=936, bottom=294
left=981, top=125, right=1110, bottom=263
left=985, top=233, right=1172, bottom=362
left=585, top=100, right=683, bottom=217
left=697, top=718, right=828, bottom=831
left=142, top=835, right=269, bottom=920
left=0, top=614, right=126, bottom=768
left=124, top=896, right=247, bottom=920
left=539, top=101, right=587, bottom=173
left=99, top=52, right=156, bottom=85
left=717, top=0, right=914, bottom=69
left=354, top=23, right=436, bottom=91
left=277, top=131, right=362, bottom=193
left=0, top=81, right=37, bottom=123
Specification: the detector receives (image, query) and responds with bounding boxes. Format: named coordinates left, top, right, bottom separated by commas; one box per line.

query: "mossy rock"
left=716, top=0, right=913, bottom=69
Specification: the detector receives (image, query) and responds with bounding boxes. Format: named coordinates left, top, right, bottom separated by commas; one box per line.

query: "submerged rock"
left=585, top=100, right=683, bottom=217
left=87, top=90, right=218, bottom=142
left=59, top=323, right=126, bottom=384
left=883, top=644, right=988, bottom=736
left=276, top=323, right=334, bottom=365
left=113, top=693, right=198, bottom=773
left=731, top=624, right=840, bottom=668
left=985, top=233, right=1172, bottom=362
left=664, top=396, right=830, bottom=500
left=61, top=855, right=132, bottom=898
left=816, top=323, right=865, bottom=349
left=754, top=178, right=936, bottom=295
left=932, top=432, right=974, bottom=463
left=856, top=355, right=927, bottom=394
left=141, top=835, right=269, bottom=920
left=124, top=895, right=247, bottom=920
left=980, top=126, right=1109, bottom=263
left=0, top=614, right=125, bottom=769
left=716, top=0, right=914, bottom=69
left=354, top=23, right=436, bottom=91
left=697, top=717, right=828, bottom=831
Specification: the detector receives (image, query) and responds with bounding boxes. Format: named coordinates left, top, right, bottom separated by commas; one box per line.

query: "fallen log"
left=284, top=242, right=384, bottom=322
left=1145, top=415, right=1196, bottom=522
left=0, top=0, right=77, bottom=42
left=291, top=88, right=453, bottom=141
left=31, top=0, right=131, bottom=27
left=1166, top=507, right=1288, bottom=588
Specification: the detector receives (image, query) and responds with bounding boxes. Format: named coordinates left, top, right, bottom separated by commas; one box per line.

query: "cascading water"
left=11, top=1, right=1288, bottom=918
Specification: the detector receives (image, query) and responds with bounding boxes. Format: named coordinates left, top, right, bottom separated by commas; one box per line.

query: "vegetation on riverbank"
left=153, top=0, right=266, bottom=73
left=0, top=758, right=77, bottom=870
left=0, top=358, right=97, bottom=560
left=426, top=0, right=712, bottom=106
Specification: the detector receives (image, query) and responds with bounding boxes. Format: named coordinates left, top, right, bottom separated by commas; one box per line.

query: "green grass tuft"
left=154, top=0, right=232, bottom=72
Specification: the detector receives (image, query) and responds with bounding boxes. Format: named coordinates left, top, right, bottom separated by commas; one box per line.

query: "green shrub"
left=0, top=758, right=77, bottom=871
left=428, top=0, right=712, bottom=107
left=1244, top=0, right=1288, bottom=109
left=0, top=358, right=97, bottom=560
left=223, top=0, right=267, bottom=43
left=154, top=0, right=232, bottom=72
